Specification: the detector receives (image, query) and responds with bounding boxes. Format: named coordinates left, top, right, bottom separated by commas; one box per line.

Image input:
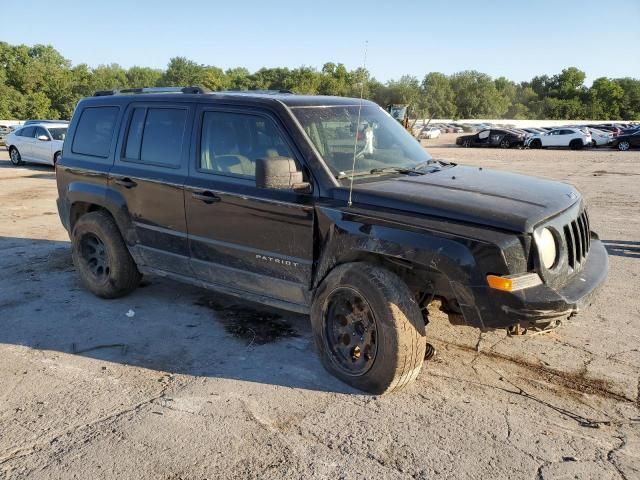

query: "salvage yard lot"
left=1, top=140, right=639, bottom=479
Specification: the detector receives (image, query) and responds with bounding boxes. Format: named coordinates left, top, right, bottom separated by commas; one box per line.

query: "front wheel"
left=311, top=263, right=426, bottom=394
left=53, top=151, right=61, bottom=165
left=72, top=210, right=141, bottom=298
left=9, top=147, right=23, bottom=166
left=530, top=139, right=542, bottom=149
left=462, top=139, right=471, bottom=148
left=618, top=141, right=630, bottom=151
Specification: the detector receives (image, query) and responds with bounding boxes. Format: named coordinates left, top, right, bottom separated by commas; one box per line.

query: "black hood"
left=344, top=165, right=580, bottom=233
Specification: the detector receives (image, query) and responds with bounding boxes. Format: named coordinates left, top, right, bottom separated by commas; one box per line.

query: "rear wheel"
left=618, top=141, right=630, bottom=151
left=72, top=210, right=141, bottom=298
left=569, top=139, right=583, bottom=150
left=499, top=139, right=511, bottom=149
left=9, top=147, right=23, bottom=166
left=311, top=263, right=426, bottom=394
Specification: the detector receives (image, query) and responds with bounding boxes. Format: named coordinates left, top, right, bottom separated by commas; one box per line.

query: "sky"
left=2, top=0, right=639, bottom=85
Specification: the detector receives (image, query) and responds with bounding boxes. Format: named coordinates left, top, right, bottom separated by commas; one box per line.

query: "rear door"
left=184, top=105, right=315, bottom=308
left=110, top=102, right=194, bottom=274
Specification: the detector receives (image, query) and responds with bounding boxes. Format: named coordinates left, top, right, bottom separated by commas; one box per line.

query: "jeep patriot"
left=55, top=87, right=608, bottom=393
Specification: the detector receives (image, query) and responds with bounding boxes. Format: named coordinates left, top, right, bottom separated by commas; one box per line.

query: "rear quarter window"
left=72, top=106, right=119, bottom=158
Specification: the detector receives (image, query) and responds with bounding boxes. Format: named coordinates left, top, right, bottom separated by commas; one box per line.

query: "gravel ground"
left=0, top=138, right=639, bottom=479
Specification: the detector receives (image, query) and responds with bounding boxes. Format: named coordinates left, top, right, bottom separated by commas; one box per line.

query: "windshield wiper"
left=369, top=166, right=425, bottom=175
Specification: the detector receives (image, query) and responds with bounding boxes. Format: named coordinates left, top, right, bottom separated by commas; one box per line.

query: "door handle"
left=192, top=191, right=220, bottom=204
left=115, top=178, right=137, bottom=189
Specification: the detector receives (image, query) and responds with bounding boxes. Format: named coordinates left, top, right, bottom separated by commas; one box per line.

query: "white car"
left=526, top=128, right=592, bottom=150
left=5, top=123, right=67, bottom=166
left=419, top=127, right=442, bottom=139
left=587, top=128, right=613, bottom=147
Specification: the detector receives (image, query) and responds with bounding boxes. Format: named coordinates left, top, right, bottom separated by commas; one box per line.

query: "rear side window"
left=20, top=127, right=36, bottom=137
left=123, top=107, right=187, bottom=167
left=72, top=107, right=119, bottom=158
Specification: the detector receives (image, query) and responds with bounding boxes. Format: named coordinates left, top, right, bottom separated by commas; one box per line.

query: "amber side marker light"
left=487, top=273, right=542, bottom=292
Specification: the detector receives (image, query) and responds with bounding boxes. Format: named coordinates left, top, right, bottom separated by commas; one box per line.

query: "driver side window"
left=199, top=111, right=294, bottom=178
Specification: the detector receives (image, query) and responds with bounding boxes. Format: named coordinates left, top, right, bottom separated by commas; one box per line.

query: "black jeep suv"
left=56, top=87, right=608, bottom=393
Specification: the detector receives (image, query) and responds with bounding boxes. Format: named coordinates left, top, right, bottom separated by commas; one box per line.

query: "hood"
left=344, top=165, right=580, bottom=233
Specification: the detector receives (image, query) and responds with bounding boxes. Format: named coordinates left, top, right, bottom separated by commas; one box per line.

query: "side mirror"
left=37, top=135, right=50, bottom=141
left=255, top=157, right=312, bottom=193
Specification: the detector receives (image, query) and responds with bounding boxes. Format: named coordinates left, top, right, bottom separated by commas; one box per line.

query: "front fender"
left=313, top=206, right=512, bottom=328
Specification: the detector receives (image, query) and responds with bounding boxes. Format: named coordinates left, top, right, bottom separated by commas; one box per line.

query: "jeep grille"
left=563, top=209, right=590, bottom=271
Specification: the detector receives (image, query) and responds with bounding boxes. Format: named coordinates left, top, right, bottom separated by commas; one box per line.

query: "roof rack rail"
left=218, top=89, right=294, bottom=95
left=93, top=86, right=210, bottom=97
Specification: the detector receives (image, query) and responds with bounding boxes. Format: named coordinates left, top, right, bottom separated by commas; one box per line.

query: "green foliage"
left=449, top=71, right=509, bottom=118
left=0, top=42, right=639, bottom=121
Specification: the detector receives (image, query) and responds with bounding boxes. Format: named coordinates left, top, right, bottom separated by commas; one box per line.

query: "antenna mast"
left=347, top=41, right=368, bottom=208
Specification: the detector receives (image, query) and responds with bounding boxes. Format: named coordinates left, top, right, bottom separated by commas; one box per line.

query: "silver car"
left=5, top=123, right=67, bottom=166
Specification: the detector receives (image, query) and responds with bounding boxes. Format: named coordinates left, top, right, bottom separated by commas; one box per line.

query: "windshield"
left=48, top=127, right=67, bottom=141
left=292, top=105, right=433, bottom=178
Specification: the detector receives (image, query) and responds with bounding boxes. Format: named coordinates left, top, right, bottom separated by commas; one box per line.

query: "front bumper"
left=456, top=239, right=608, bottom=329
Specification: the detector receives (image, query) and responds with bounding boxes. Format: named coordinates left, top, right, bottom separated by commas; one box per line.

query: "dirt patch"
left=440, top=340, right=634, bottom=404
left=592, top=170, right=640, bottom=177
left=195, top=297, right=299, bottom=345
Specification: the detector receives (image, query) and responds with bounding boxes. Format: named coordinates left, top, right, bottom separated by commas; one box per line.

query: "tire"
left=618, top=141, right=630, bottom=151
left=9, top=147, right=23, bottom=166
left=462, top=139, right=471, bottom=148
left=499, top=139, right=510, bottom=149
left=53, top=151, right=61, bottom=165
left=530, top=139, right=542, bottom=149
left=71, top=210, right=141, bottom=298
left=311, top=263, right=426, bottom=394
left=569, top=139, right=583, bottom=150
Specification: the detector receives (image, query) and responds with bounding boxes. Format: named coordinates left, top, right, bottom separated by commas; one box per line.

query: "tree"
left=421, top=72, right=456, bottom=118
left=614, top=78, right=640, bottom=120
left=1, top=40, right=639, bottom=121
left=160, top=57, right=205, bottom=86
left=450, top=71, right=509, bottom=118
left=126, top=66, right=163, bottom=88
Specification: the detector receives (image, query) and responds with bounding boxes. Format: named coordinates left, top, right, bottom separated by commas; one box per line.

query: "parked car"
left=419, top=127, right=442, bottom=139
left=587, top=124, right=620, bottom=136
left=5, top=122, right=68, bottom=166
left=587, top=128, right=613, bottom=147
left=456, top=128, right=525, bottom=148
left=22, top=119, right=70, bottom=126
left=445, top=124, right=464, bottom=133
left=526, top=128, right=592, bottom=150
left=521, top=128, right=546, bottom=135
left=55, top=87, right=607, bottom=394
left=610, top=130, right=640, bottom=151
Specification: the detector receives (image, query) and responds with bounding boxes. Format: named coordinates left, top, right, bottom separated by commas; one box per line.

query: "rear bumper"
left=457, top=239, right=608, bottom=329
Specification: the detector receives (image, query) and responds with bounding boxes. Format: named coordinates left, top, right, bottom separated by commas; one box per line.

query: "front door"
left=32, top=126, right=53, bottom=164
left=109, top=103, right=194, bottom=274
left=184, top=106, right=315, bottom=309
left=16, top=126, right=36, bottom=160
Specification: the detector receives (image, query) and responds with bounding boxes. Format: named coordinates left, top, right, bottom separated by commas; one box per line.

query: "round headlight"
left=538, top=228, right=558, bottom=269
